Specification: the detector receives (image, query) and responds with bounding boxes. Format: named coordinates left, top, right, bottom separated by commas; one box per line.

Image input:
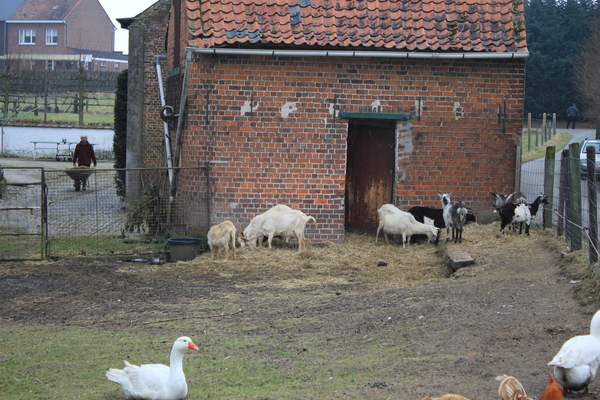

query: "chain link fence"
left=0, top=166, right=208, bottom=260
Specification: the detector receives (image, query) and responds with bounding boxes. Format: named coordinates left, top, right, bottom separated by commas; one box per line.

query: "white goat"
left=376, top=204, right=439, bottom=248
left=207, top=220, right=237, bottom=260
left=240, top=204, right=295, bottom=247
left=239, top=209, right=316, bottom=252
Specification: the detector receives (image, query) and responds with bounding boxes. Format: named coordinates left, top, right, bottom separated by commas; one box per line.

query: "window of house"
left=18, top=29, right=36, bottom=45
left=100, top=60, right=106, bottom=67
left=46, top=60, right=55, bottom=71
left=45, top=29, right=58, bottom=45
left=114, top=62, right=119, bottom=68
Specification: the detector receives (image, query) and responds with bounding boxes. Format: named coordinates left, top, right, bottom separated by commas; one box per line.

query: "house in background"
left=0, top=0, right=26, bottom=58
left=124, top=0, right=528, bottom=242
left=1, top=0, right=127, bottom=71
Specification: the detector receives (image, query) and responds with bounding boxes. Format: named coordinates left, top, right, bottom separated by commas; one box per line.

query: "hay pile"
left=184, top=222, right=564, bottom=294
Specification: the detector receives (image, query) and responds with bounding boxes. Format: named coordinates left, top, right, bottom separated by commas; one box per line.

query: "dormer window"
left=19, top=29, right=36, bottom=45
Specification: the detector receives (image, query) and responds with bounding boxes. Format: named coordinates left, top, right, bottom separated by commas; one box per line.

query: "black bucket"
left=167, top=238, right=202, bottom=261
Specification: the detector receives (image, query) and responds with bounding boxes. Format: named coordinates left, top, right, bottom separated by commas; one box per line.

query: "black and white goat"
left=496, top=193, right=549, bottom=235
left=408, top=206, right=476, bottom=227
left=497, top=203, right=531, bottom=234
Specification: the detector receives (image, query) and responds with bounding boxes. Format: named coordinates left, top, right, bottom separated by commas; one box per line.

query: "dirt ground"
left=2, top=222, right=600, bottom=399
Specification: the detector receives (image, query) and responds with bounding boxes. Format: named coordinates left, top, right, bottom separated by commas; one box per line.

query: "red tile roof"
left=12, top=0, right=81, bottom=21
left=186, top=0, right=527, bottom=53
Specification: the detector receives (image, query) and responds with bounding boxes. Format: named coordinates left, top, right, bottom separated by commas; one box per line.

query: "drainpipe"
left=154, top=55, right=174, bottom=200
left=169, top=49, right=192, bottom=198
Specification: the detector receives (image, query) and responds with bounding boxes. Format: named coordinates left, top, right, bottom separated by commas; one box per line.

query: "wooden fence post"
left=542, top=113, right=547, bottom=143
left=557, top=149, right=569, bottom=237
left=527, top=113, right=531, bottom=152
left=569, top=142, right=582, bottom=251
left=587, top=146, right=598, bottom=264
left=544, top=146, right=555, bottom=230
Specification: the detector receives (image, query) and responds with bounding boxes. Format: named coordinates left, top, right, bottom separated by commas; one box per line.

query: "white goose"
left=106, top=336, right=198, bottom=400
left=548, top=310, right=600, bottom=394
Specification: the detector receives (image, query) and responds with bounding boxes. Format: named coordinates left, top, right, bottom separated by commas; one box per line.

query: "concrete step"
left=446, top=247, right=475, bottom=272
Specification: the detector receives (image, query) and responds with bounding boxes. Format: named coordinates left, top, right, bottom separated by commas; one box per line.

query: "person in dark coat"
left=72, top=135, right=97, bottom=190
left=566, top=103, right=579, bottom=129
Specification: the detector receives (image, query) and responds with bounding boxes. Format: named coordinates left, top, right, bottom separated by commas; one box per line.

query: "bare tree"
left=575, top=15, right=600, bottom=123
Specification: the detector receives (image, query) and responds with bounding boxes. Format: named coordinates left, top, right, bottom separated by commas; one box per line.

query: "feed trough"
left=66, top=167, right=92, bottom=191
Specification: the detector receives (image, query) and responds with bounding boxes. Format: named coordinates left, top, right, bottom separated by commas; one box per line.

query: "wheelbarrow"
left=66, top=166, right=93, bottom=191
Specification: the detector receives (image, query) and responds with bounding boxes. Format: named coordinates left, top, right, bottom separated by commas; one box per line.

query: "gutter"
left=188, top=48, right=529, bottom=59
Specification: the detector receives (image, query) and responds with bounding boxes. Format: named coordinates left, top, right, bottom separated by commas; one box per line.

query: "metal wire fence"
left=522, top=147, right=600, bottom=266
left=2, top=155, right=600, bottom=263
left=0, top=166, right=207, bottom=260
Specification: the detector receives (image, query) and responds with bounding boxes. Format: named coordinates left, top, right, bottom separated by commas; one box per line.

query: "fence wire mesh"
left=2, top=155, right=600, bottom=263
left=0, top=166, right=207, bottom=260
left=522, top=149, right=600, bottom=265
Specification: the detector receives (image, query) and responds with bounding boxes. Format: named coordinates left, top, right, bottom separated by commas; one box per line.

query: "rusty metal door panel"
left=345, top=123, right=395, bottom=234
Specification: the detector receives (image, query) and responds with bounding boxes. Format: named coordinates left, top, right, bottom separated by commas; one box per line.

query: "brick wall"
left=147, top=53, right=524, bottom=242
left=66, top=0, right=114, bottom=51
left=137, top=0, right=172, bottom=169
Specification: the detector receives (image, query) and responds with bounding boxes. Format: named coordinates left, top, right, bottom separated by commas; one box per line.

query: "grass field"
left=521, top=128, right=571, bottom=163
left=4, top=93, right=115, bottom=128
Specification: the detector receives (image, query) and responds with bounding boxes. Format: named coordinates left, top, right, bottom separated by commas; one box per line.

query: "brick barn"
left=123, top=0, right=528, bottom=242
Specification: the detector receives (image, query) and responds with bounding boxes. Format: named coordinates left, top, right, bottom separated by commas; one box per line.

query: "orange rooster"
left=423, top=395, right=470, bottom=400
left=496, top=374, right=532, bottom=400
left=539, top=374, right=565, bottom=400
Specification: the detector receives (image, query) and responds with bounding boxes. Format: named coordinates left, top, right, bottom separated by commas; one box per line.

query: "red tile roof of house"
left=186, top=0, right=527, bottom=53
left=11, top=0, right=81, bottom=20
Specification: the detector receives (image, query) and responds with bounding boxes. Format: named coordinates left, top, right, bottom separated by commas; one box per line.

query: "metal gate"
left=0, top=167, right=45, bottom=260
left=0, top=165, right=208, bottom=260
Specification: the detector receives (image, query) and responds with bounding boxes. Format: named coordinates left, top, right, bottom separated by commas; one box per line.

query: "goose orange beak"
left=188, top=340, right=199, bottom=350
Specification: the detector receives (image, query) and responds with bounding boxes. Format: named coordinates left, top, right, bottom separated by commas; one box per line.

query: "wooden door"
left=345, top=122, right=395, bottom=234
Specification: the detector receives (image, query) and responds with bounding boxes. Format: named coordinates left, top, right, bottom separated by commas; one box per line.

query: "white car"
left=580, top=138, right=600, bottom=178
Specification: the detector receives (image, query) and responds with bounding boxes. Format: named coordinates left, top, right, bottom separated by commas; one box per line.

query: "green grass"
left=521, top=129, right=571, bottom=163
left=0, top=318, right=412, bottom=399
left=8, top=112, right=113, bottom=127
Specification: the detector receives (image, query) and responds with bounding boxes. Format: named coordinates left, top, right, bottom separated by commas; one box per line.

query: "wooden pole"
left=569, top=142, right=582, bottom=251
left=527, top=113, right=531, bottom=152
left=587, top=146, right=598, bottom=264
left=544, top=146, right=555, bottom=230
left=557, top=149, right=569, bottom=237
left=542, top=113, right=547, bottom=143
